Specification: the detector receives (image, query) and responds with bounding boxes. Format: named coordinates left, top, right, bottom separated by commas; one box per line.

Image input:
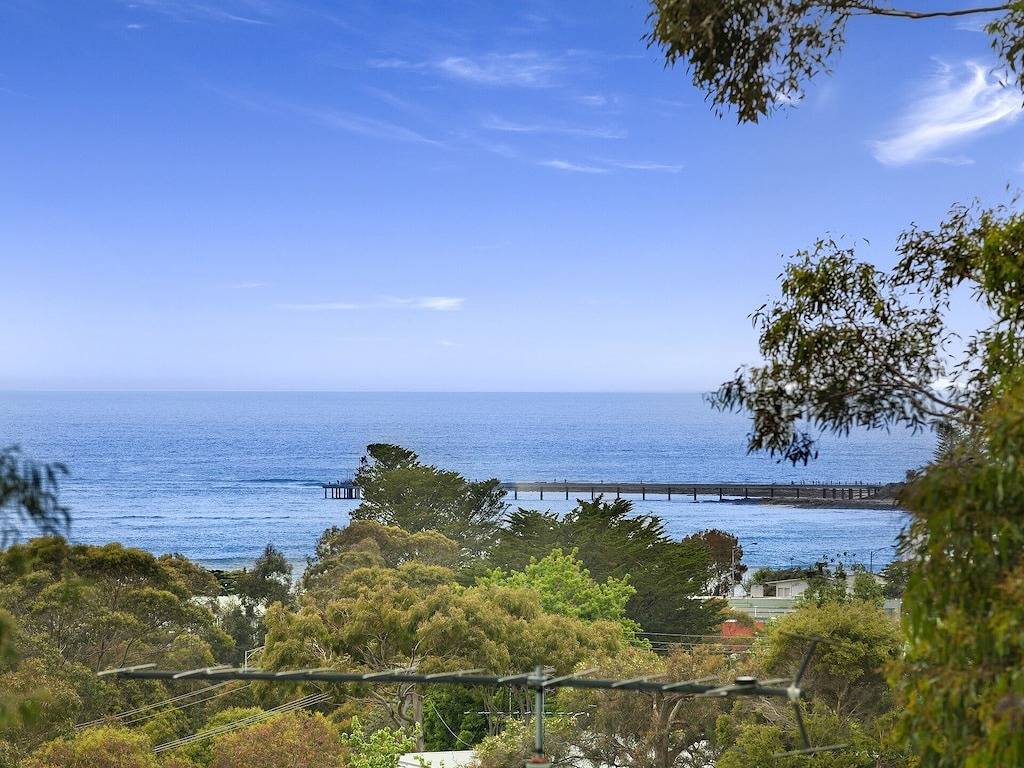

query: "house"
left=730, top=573, right=901, bottom=619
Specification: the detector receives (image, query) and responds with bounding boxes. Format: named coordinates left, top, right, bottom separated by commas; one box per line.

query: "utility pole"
left=526, top=666, right=551, bottom=767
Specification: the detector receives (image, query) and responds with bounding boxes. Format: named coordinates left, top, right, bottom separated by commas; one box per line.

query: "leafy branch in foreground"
left=0, top=445, right=69, bottom=545
left=708, top=198, right=1024, bottom=464
left=645, top=0, right=1024, bottom=123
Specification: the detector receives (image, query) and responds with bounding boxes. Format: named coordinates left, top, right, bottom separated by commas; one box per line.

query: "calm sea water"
left=0, top=392, right=930, bottom=570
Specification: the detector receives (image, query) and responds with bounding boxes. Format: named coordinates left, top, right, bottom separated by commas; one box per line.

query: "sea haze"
left=0, top=392, right=929, bottom=569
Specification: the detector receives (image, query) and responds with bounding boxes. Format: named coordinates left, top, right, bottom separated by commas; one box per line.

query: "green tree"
left=716, top=703, right=904, bottom=768
left=261, top=562, right=627, bottom=735
left=879, top=559, right=911, bottom=599
left=216, top=544, right=293, bottom=662
left=488, top=498, right=721, bottom=635
left=352, top=444, right=506, bottom=555
left=207, top=711, right=345, bottom=768
left=706, top=202, right=1024, bottom=465
left=682, top=529, right=746, bottom=595
left=21, top=726, right=157, bottom=768
left=0, top=446, right=68, bottom=546
left=421, top=685, right=487, bottom=751
left=757, top=601, right=901, bottom=720
left=0, top=537, right=230, bottom=673
left=234, top=544, right=292, bottom=608
left=557, top=645, right=728, bottom=768
left=303, top=521, right=459, bottom=596
left=477, top=548, right=639, bottom=635
left=472, top=716, right=574, bottom=768
left=849, top=571, right=885, bottom=607
left=704, top=199, right=1024, bottom=763
left=645, top=0, right=1024, bottom=123
left=0, top=537, right=232, bottom=759
left=339, top=715, right=418, bottom=768
left=894, top=378, right=1024, bottom=766
left=0, top=446, right=72, bottom=741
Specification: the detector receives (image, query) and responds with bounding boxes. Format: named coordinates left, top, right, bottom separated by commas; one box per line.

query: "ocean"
left=0, top=392, right=931, bottom=570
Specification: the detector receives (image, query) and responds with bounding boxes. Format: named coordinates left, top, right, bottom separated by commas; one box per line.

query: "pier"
left=322, top=479, right=884, bottom=501
left=322, top=481, right=361, bottom=499
left=501, top=481, right=884, bottom=501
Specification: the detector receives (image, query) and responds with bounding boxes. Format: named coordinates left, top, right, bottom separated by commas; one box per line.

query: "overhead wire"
left=118, top=682, right=253, bottom=726
left=154, top=692, right=331, bottom=753
left=75, top=682, right=232, bottom=728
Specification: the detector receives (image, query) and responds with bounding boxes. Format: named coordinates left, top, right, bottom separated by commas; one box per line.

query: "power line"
left=153, top=692, right=331, bottom=753
left=76, top=682, right=231, bottom=729
left=119, top=683, right=253, bottom=727
left=424, top=698, right=475, bottom=749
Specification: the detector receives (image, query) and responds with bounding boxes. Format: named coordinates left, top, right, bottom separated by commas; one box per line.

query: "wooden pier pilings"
left=500, top=481, right=882, bottom=502
left=322, top=479, right=884, bottom=502
left=323, top=481, right=361, bottom=500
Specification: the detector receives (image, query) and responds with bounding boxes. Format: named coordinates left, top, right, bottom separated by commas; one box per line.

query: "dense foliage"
left=707, top=200, right=1024, bottom=765
left=0, top=446, right=68, bottom=546
left=487, top=497, right=723, bottom=634
left=0, top=442, right=909, bottom=766
left=646, top=1, right=1024, bottom=123
left=352, top=444, right=506, bottom=555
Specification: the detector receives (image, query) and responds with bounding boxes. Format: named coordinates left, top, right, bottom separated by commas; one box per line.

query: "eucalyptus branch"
left=848, top=2, right=1011, bottom=19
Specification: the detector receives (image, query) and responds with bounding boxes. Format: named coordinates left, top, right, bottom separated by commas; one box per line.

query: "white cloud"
left=410, top=297, right=464, bottom=311
left=577, top=94, right=607, bottom=107
left=437, top=339, right=460, bottom=347
left=436, top=52, right=560, bottom=87
left=277, top=297, right=464, bottom=312
left=300, top=106, right=440, bottom=145
left=126, top=0, right=269, bottom=25
left=215, top=88, right=441, bottom=146
left=871, top=61, right=1023, bottom=166
left=232, top=281, right=267, bottom=289
left=538, top=159, right=607, bottom=174
left=367, top=58, right=422, bottom=71
left=607, top=160, right=684, bottom=173
left=482, top=114, right=625, bottom=139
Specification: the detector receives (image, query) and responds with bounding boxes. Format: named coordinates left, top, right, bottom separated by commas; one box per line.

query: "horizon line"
left=0, top=388, right=716, bottom=395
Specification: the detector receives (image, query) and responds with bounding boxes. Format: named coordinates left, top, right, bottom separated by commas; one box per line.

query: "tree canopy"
left=709, top=200, right=1024, bottom=465
left=477, top=547, right=639, bottom=636
left=352, top=444, right=506, bottom=555
left=646, top=0, right=1024, bottom=123
left=705, top=197, right=1024, bottom=763
left=488, top=497, right=722, bottom=635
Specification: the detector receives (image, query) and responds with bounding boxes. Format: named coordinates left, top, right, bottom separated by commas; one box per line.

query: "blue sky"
left=1, top=1, right=1021, bottom=391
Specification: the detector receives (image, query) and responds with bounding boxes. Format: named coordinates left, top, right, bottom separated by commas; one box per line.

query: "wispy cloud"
left=436, top=52, right=561, bottom=87
left=437, top=339, right=461, bottom=347
left=538, top=159, right=607, bottom=174
left=125, top=0, right=270, bottom=25
left=299, top=106, right=441, bottom=145
left=368, top=51, right=567, bottom=88
left=412, top=297, right=463, bottom=311
left=607, top=160, right=684, bottom=173
left=232, top=281, right=266, bottom=289
left=577, top=94, right=607, bottom=107
left=278, top=297, right=464, bottom=312
left=871, top=61, right=1023, bottom=166
left=482, top=114, right=625, bottom=139
left=213, top=88, right=441, bottom=146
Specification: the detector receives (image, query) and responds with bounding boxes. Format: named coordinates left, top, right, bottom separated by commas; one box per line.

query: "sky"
left=1, top=0, right=1021, bottom=391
